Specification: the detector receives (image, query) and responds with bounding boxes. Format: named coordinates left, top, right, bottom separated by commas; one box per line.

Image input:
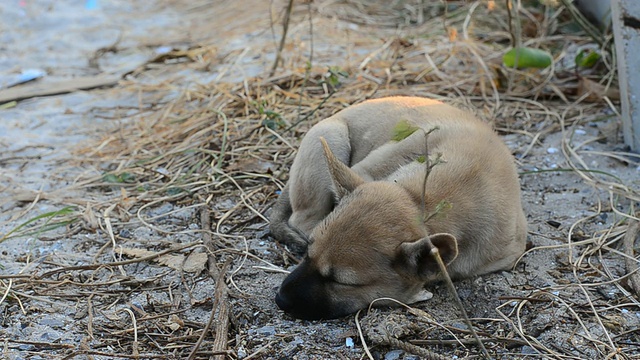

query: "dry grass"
left=2, top=0, right=639, bottom=359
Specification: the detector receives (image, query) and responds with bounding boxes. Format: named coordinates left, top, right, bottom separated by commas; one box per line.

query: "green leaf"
left=102, top=173, right=121, bottom=183
left=262, top=117, right=284, bottom=130
left=503, top=47, right=553, bottom=69
left=0, top=206, right=77, bottom=242
left=120, top=172, right=136, bottom=183
left=575, top=49, right=601, bottom=68
left=434, top=200, right=452, bottom=214
left=103, top=172, right=136, bottom=183
left=392, top=120, right=419, bottom=141
left=325, top=66, right=348, bottom=88
left=166, top=187, right=187, bottom=196
left=0, top=101, right=17, bottom=110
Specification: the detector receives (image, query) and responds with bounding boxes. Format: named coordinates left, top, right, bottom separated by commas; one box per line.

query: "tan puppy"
left=270, top=96, right=527, bottom=320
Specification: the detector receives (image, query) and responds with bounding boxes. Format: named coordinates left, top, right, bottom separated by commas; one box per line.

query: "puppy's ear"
left=319, top=137, right=364, bottom=200
left=394, top=233, right=458, bottom=280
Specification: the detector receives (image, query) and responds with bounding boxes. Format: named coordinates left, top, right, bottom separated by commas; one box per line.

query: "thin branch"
left=270, top=0, right=295, bottom=77
left=623, top=220, right=640, bottom=296
left=420, top=126, right=440, bottom=221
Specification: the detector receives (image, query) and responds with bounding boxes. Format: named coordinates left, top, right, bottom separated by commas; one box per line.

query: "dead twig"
left=430, top=244, right=490, bottom=358
left=212, top=273, right=231, bottom=360
left=623, top=220, right=640, bottom=297
left=186, top=259, right=230, bottom=360
left=38, top=241, right=202, bottom=278
left=418, top=126, right=489, bottom=358
left=188, top=206, right=232, bottom=360
left=270, top=0, right=295, bottom=77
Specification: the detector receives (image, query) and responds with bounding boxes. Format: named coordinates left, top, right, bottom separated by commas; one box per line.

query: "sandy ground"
left=1, top=0, right=640, bottom=359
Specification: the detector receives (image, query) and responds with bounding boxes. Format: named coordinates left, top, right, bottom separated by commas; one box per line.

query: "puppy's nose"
left=275, top=291, right=292, bottom=312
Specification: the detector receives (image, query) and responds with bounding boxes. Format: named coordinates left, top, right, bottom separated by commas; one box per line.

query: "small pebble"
left=133, top=226, right=153, bottom=239
left=155, top=46, right=173, bottom=55
left=255, top=325, right=275, bottom=336
left=384, top=349, right=404, bottom=360
left=547, top=147, right=559, bottom=154
left=155, top=167, right=170, bottom=175
left=237, top=346, right=247, bottom=358
left=291, top=336, right=304, bottom=346
left=39, top=317, right=65, bottom=328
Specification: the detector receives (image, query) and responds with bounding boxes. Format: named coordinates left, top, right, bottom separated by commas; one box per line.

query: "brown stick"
left=623, top=220, right=640, bottom=297
left=187, top=206, right=232, bottom=360
left=419, top=127, right=489, bottom=358
left=212, top=266, right=231, bottom=360
left=270, top=0, right=295, bottom=77
left=0, top=75, right=120, bottom=104
left=38, top=241, right=201, bottom=278
left=429, top=244, right=490, bottom=358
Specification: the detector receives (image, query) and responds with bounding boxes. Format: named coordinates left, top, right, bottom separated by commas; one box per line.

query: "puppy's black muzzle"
left=275, top=260, right=345, bottom=320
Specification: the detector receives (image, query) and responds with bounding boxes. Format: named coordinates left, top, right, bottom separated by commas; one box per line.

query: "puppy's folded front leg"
left=270, top=119, right=352, bottom=252
left=269, top=183, right=310, bottom=253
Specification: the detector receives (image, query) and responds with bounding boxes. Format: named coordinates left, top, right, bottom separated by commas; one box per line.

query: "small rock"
left=255, top=325, right=276, bottom=336
left=155, top=166, right=170, bottom=174
left=547, top=147, right=559, bottom=154
left=147, top=203, right=174, bottom=217
left=291, top=336, right=304, bottom=346
left=171, top=207, right=195, bottom=221
left=451, top=322, right=468, bottom=330
left=384, top=350, right=404, bottom=360
left=133, top=226, right=154, bottom=239
left=39, top=316, right=65, bottom=328
left=237, top=346, right=247, bottom=358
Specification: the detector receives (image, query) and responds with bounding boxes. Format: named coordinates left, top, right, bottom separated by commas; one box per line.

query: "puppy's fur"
left=270, top=97, right=527, bottom=320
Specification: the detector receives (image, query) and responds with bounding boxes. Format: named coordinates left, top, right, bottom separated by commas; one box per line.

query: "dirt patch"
left=1, top=0, right=639, bottom=359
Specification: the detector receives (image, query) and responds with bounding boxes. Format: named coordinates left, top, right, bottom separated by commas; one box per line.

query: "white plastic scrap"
left=345, top=337, right=354, bottom=348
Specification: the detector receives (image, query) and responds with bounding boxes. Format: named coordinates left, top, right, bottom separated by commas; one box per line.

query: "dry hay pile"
left=2, top=1, right=639, bottom=359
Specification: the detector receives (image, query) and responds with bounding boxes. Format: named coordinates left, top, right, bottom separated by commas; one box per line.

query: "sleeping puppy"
left=270, top=96, right=527, bottom=320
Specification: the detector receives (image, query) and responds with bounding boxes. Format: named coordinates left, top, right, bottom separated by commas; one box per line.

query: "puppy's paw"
left=408, top=289, right=433, bottom=304
left=269, top=222, right=309, bottom=254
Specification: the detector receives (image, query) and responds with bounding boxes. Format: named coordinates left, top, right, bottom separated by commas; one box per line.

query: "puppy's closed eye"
left=331, top=269, right=367, bottom=287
